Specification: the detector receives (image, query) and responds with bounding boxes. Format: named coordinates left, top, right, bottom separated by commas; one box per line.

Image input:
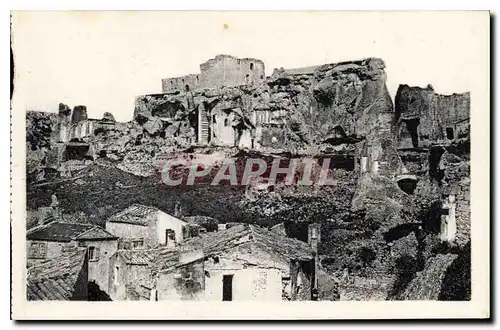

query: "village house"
left=106, top=247, right=202, bottom=301
left=26, top=220, right=118, bottom=293
left=107, top=224, right=316, bottom=301
left=105, top=204, right=202, bottom=250
left=27, top=247, right=89, bottom=301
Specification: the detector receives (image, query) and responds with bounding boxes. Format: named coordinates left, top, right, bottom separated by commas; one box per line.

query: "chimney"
left=308, top=223, right=320, bottom=253
left=174, top=201, right=183, bottom=217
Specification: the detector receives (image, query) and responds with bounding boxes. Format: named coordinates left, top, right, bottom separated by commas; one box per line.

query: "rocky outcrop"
left=102, top=112, right=116, bottom=122
left=394, top=85, right=470, bottom=148
left=134, top=58, right=394, bottom=150
left=71, top=105, right=88, bottom=123
left=26, top=111, right=58, bottom=152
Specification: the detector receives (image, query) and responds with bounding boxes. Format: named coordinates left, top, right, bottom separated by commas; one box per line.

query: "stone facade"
left=454, top=177, right=471, bottom=246
left=162, top=54, right=266, bottom=93
left=105, top=205, right=190, bottom=249
left=77, top=239, right=118, bottom=294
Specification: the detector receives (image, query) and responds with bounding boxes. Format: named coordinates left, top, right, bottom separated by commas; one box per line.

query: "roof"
left=183, top=215, right=219, bottom=226
left=182, top=224, right=314, bottom=262
left=116, top=247, right=189, bottom=278
left=27, top=221, right=116, bottom=242
left=118, top=248, right=179, bottom=266
left=107, top=204, right=159, bottom=226
left=74, top=226, right=117, bottom=241
left=27, top=248, right=87, bottom=300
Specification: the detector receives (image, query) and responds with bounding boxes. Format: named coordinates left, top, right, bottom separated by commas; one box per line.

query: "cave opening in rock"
left=284, top=222, right=309, bottom=243
left=318, top=154, right=355, bottom=171
left=188, top=110, right=199, bottom=142
left=404, top=118, right=420, bottom=148
left=446, top=127, right=454, bottom=140
left=383, top=223, right=420, bottom=242
left=428, top=147, right=446, bottom=182
left=396, top=176, right=418, bottom=195
left=64, top=143, right=93, bottom=161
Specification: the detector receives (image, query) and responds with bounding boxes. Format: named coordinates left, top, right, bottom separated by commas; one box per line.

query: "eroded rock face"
left=71, top=105, right=88, bottom=123
left=102, top=112, right=116, bottom=122
left=134, top=58, right=394, bottom=150
left=394, top=85, right=470, bottom=148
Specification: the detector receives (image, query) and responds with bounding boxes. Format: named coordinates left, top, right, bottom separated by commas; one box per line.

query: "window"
left=250, top=63, right=254, bottom=70
left=114, top=266, right=120, bottom=285
left=260, top=75, right=264, bottom=79
left=222, top=275, right=234, bottom=301
left=87, top=246, right=99, bottom=261
left=132, top=239, right=144, bottom=249
left=29, top=242, right=47, bottom=259
left=224, top=118, right=230, bottom=127
left=165, top=229, right=176, bottom=246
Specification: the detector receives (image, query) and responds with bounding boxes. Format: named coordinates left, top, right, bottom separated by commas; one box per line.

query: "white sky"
left=12, top=11, right=487, bottom=122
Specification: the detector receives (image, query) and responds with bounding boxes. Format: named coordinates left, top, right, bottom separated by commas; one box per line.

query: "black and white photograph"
left=10, top=10, right=490, bottom=319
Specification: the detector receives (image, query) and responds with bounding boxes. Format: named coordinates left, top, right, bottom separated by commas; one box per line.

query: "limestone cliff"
left=134, top=58, right=394, bottom=150
left=394, top=84, right=470, bottom=148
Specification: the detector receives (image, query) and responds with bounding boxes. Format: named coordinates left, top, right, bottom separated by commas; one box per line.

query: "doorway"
left=222, top=275, right=233, bottom=301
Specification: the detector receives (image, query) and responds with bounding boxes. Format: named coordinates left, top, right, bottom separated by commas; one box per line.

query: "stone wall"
left=157, top=259, right=205, bottom=300
left=455, top=177, right=471, bottom=246
left=105, top=212, right=159, bottom=248
left=161, top=55, right=266, bottom=93
left=199, top=55, right=265, bottom=89
left=78, top=239, right=118, bottom=294
left=162, top=74, right=201, bottom=93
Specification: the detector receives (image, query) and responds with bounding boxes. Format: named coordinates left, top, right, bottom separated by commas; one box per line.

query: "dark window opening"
left=404, top=118, right=420, bottom=148
left=222, top=275, right=233, bottom=301
left=260, top=75, right=264, bottom=79
left=429, top=147, right=446, bottom=183
left=185, top=84, right=190, bottom=92
left=224, top=118, right=230, bottom=127
left=29, top=242, right=47, bottom=259
left=284, top=222, right=309, bottom=243
left=165, top=229, right=176, bottom=245
left=87, top=246, right=96, bottom=261
left=250, top=63, right=254, bottom=70
left=446, top=127, right=454, bottom=140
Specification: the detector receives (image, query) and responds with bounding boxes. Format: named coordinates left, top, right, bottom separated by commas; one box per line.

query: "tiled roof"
left=107, top=204, right=158, bottom=226
left=27, top=222, right=116, bottom=242
left=74, top=226, right=117, bottom=241
left=117, top=247, right=182, bottom=273
left=183, top=215, right=219, bottom=226
left=27, top=248, right=87, bottom=301
left=182, top=224, right=314, bottom=262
